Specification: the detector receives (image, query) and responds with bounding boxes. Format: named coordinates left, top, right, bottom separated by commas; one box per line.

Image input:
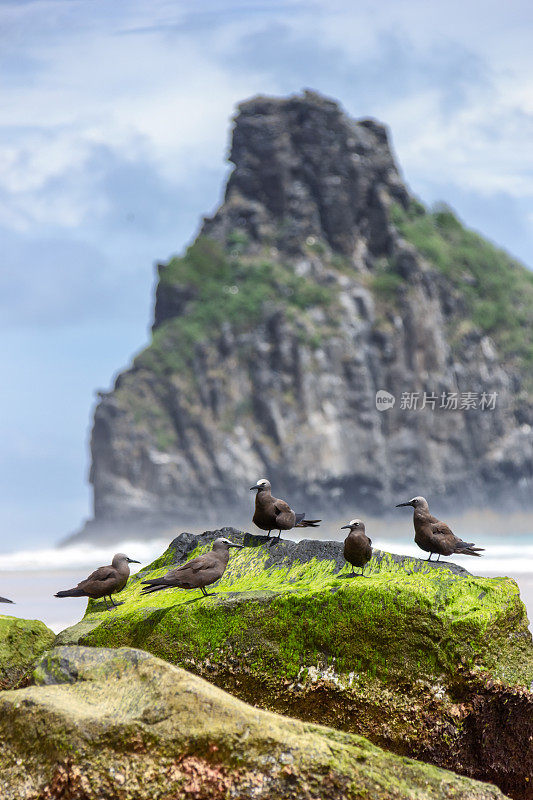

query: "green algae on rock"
left=0, top=613, right=55, bottom=690
left=58, top=530, right=532, bottom=688
left=55, top=530, right=533, bottom=799
left=0, top=645, right=509, bottom=800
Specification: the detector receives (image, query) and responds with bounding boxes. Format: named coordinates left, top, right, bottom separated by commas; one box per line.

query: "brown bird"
left=396, top=496, right=484, bottom=561
left=341, top=519, right=372, bottom=576
left=55, top=553, right=140, bottom=609
left=0, top=596, right=13, bottom=604
left=140, top=537, right=243, bottom=597
left=250, top=478, right=321, bottom=539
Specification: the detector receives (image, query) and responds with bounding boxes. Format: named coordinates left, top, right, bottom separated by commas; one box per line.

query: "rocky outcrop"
left=76, top=90, right=533, bottom=540
left=0, top=613, right=55, bottom=689
left=0, top=645, right=510, bottom=800
left=201, top=92, right=410, bottom=257
left=56, top=531, right=533, bottom=799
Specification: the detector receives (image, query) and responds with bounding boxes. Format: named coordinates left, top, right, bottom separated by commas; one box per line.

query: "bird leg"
left=267, top=530, right=271, bottom=538
left=436, top=554, right=441, bottom=562
left=201, top=587, right=214, bottom=597
left=103, top=596, right=111, bottom=610
left=427, top=553, right=433, bottom=561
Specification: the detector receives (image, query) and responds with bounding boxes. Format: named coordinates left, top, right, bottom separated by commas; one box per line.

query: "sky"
left=1, top=0, right=533, bottom=550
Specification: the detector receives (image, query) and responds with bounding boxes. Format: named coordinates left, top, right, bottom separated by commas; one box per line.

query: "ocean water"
left=0, top=517, right=532, bottom=634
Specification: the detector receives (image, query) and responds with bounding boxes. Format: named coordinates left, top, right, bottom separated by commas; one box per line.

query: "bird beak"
left=340, top=525, right=351, bottom=530
left=250, top=485, right=258, bottom=491
left=395, top=502, right=411, bottom=507
left=228, top=542, right=244, bottom=548
left=127, top=558, right=141, bottom=563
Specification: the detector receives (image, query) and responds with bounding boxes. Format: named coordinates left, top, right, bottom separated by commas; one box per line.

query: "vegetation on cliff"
left=391, top=201, right=533, bottom=377
left=140, top=202, right=533, bottom=383
left=135, top=236, right=337, bottom=377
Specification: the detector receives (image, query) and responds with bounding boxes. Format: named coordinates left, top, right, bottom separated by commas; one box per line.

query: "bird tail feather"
left=55, top=588, right=86, bottom=598
left=0, top=596, right=13, bottom=603
left=140, top=581, right=169, bottom=595
left=295, top=515, right=321, bottom=527
left=454, top=541, right=484, bottom=557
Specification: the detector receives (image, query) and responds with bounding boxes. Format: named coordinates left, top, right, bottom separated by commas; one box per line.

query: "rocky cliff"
left=79, top=90, right=533, bottom=539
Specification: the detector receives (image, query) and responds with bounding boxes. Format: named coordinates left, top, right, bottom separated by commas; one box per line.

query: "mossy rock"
left=0, top=613, right=55, bottom=690
left=0, top=645, right=510, bottom=799
left=56, top=530, right=533, bottom=798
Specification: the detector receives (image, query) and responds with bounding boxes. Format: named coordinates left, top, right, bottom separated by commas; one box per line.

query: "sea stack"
left=69, top=90, right=533, bottom=545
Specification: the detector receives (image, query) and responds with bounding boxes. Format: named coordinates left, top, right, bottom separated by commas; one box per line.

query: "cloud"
left=0, top=0, right=532, bottom=338
left=2, top=0, right=532, bottom=233
left=0, top=2, right=264, bottom=233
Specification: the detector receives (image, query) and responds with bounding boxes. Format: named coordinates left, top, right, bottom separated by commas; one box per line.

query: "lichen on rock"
left=55, top=529, right=533, bottom=798
left=0, top=645, right=510, bottom=799
left=0, top=613, right=55, bottom=690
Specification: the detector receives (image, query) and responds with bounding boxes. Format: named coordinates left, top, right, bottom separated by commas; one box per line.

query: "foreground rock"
left=0, top=645, right=509, bottom=800
left=0, top=613, right=55, bottom=689
left=57, top=530, right=533, bottom=799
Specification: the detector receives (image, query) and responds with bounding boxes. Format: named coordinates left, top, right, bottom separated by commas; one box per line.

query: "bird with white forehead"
left=140, top=537, right=243, bottom=598
left=396, top=496, right=484, bottom=561
left=250, top=478, right=321, bottom=540
left=341, top=519, right=372, bottom=577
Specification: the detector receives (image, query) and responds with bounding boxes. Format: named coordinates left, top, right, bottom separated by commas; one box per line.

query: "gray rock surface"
left=154, top=527, right=472, bottom=577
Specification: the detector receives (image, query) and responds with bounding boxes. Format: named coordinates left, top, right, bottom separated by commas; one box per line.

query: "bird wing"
left=274, top=498, right=292, bottom=515
left=160, top=555, right=221, bottom=588
left=170, top=553, right=217, bottom=575
left=430, top=521, right=454, bottom=537
left=79, top=565, right=115, bottom=587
